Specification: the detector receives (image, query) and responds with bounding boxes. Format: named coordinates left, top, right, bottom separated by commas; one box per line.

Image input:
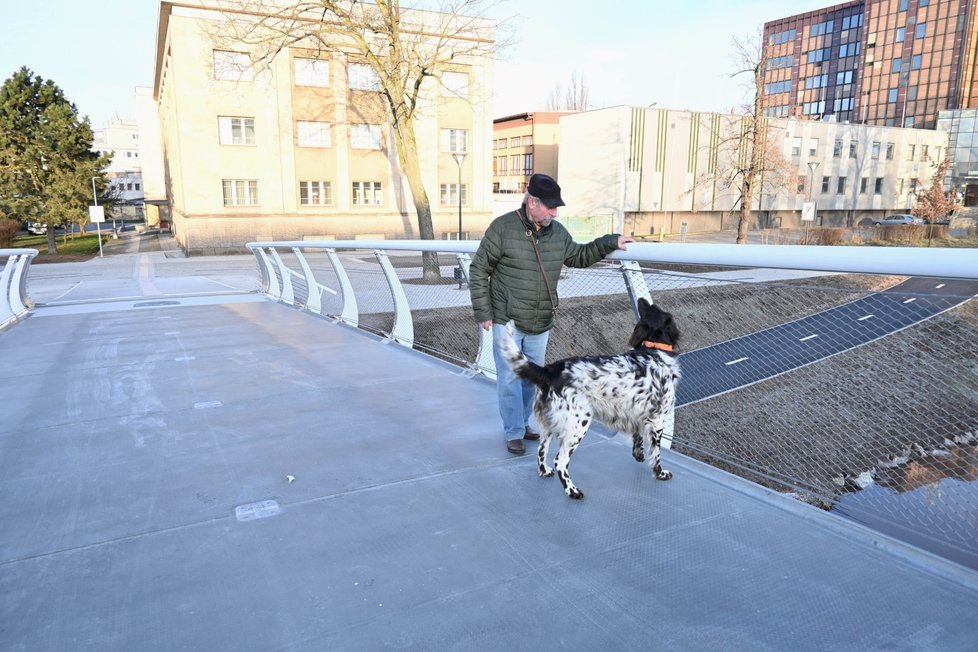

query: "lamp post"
left=452, top=152, right=466, bottom=240
left=452, top=152, right=466, bottom=289
left=807, top=161, right=820, bottom=241
left=92, top=176, right=103, bottom=258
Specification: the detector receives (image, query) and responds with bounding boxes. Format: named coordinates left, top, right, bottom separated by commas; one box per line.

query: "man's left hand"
left=617, top=235, right=635, bottom=250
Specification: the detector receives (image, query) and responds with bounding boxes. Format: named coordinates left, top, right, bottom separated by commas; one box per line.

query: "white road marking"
left=903, top=298, right=917, bottom=304
left=858, top=315, right=874, bottom=321
left=799, top=334, right=819, bottom=342
left=194, top=401, right=223, bottom=409
left=175, top=356, right=195, bottom=361
left=725, top=357, right=749, bottom=366
left=935, top=283, right=945, bottom=289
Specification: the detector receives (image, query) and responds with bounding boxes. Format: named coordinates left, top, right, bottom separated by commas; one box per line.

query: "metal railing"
left=247, top=239, right=978, bottom=568
left=0, top=248, right=37, bottom=330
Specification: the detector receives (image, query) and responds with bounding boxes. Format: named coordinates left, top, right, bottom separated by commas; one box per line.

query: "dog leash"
left=519, top=209, right=576, bottom=358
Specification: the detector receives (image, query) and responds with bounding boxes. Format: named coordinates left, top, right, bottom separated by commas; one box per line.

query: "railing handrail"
left=1, top=248, right=39, bottom=330
left=247, top=240, right=978, bottom=281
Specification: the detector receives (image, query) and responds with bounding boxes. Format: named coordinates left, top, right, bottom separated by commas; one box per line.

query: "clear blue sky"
left=0, top=0, right=831, bottom=128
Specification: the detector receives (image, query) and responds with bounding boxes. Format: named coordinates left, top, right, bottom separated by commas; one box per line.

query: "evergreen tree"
left=0, top=67, right=110, bottom=252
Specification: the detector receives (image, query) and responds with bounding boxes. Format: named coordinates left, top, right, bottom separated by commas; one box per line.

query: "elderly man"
left=469, top=173, right=633, bottom=454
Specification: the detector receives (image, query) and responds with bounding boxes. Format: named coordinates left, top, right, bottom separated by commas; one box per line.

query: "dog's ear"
left=628, top=317, right=652, bottom=348
left=637, top=297, right=651, bottom=313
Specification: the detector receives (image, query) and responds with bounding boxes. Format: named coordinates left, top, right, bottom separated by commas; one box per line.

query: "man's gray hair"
left=523, top=191, right=532, bottom=204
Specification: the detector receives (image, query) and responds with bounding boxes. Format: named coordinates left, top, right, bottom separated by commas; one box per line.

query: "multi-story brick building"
left=151, top=1, right=494, bottom=254
left=762, top=0, right=978, bottom=130
left=491, top=112, right=571, bottom=194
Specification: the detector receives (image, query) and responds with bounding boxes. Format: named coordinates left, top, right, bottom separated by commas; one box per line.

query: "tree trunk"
left=738, top=178, right=752, bottom=244
left=45, top=227, right=57, bottom=254
left=390, top=115, right=441, bottom=281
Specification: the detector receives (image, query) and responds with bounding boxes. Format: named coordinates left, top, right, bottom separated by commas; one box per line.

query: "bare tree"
left=206, top=0, right=500, bottom=281
left=726, top=31, right=783, bottom=244
left=544, top=69, right=589, bottom=110
left=688, top=32, right=792, bottom=241
left=912, top=155, right=959, bottom=223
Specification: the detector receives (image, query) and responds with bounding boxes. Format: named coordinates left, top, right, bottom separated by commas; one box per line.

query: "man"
left=469, top=173, right=633, bottom=454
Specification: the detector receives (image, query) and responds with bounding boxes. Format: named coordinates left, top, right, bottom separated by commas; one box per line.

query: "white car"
left=874, top=214, right=924, bottom=226
left=26, top=221, right=48, bottom=235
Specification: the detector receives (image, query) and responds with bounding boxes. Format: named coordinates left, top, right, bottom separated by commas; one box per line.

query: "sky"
left=0, top=0, right=834, bottom=128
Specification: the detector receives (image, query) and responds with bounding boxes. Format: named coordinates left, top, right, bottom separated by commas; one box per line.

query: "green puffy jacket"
left=469, top=205, right=621, bottom=335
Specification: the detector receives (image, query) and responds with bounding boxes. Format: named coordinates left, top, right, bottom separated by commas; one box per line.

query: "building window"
left=510, top=137, right=521, bottom=148
left=294, top=58, right=329, bottom=87
left=871, top=141, right=881, bottom=159
left=297, top=121, right=331, bottom=148
left=510, top=154, right=520, bottom=173
left=910, top=178, right=918, bottom=193
left=916, top=22, right=926, bottom=38
left=888, top=88, right=899, bottom=103
left=892, top=59, right=903, bottom=73
left=849, top=140, right=858, bottom=158
left=833, top=139, right=843, bottom=157
left=860, top=177, right=868, bottom=194
left=836, top=70, right=854, bottom=85
left=791, top=137, right=802, bottom=156
left=350, top=124, right=382, bottom=149
left=496, top=156, right=506, bottom=174
left=522, top=135, right=533, bottom=146
left=440, top=71, right=468, bottom=97
left=348, top=63, right=380, bottom=91
left=886, top=142, right=894, bottom=160
left=899, top=0, right=908, bottom=9
left=440, top=183, right=468, bottom=206
left=837, top=176, right=847, bottom=194
left=440, top=128, right=468, bottom=153
left=911, top=55, right=922, bottom=70
left=921, top=145, right=929, bottom=160
left=218, top=116, right=255, bottom=145
left=222, top=179, right=259, bottom=206
left=523, top=153, right=533, bottom=174
left=300, top=181, right=332, bottom=206
left=821, top=176, right=830, bottom=193
left=906, top=144, right=916, bottom=160
left=896, top=27, right=905, bottom=43
left=874, top=178, right=884, bottom=194
left=213, top=50, right=252, bottom=81
left=352, top=181, right=383, bottom=205
left=809, top=139, right=818, bottom=156
left=898, top=178, right=905, bottom=194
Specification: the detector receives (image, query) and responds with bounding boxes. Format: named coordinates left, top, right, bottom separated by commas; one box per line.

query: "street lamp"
left=452, top=152, right=466, bottom=240
left=452, top=151, right=466, bottom=289
left=807, top=161, right=820, bottom=240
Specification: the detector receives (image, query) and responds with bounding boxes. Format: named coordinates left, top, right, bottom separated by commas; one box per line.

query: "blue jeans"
left=491, top=323, right=550, bottom=442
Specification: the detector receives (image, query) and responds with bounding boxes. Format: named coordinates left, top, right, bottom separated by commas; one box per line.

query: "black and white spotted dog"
left=499, top=298, right=681, bottom=499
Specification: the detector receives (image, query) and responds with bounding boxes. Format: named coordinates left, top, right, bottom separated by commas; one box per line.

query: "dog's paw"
left=632, top=450, right=645, bottom=463
left=655, top=469, right=673, bottom=481
left=539, top=467, right=554, bottom=478
left=567, top=487, right=584, bottom=499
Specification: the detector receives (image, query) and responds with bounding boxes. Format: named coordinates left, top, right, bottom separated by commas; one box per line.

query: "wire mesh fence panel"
left=255, top=244, right=978, bottom=568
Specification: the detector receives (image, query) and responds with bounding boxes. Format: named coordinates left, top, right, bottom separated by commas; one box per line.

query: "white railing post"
left=0, top=249, right=38, bottom=330
left=456, top=252, right=496, bottom=379
left=269, top=248, right=295, bottom=306
left=619, top=259, right=653, bottom=319
left=374, top=250, right=414, bottom=348
left=254, top=247, right=281, bottom=300
left=325, top=248, right=358, bottom=327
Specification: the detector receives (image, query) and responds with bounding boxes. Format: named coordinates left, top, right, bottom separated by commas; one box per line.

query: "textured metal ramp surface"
left=1, top=300, right=977, bottom=651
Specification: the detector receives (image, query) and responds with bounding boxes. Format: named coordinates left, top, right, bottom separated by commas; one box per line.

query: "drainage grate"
left=235, top=500, right=281, bottom=522
left=134, top=300, right=180, bottom=308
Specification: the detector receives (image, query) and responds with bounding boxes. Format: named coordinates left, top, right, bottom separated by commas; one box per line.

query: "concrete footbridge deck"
left=1, top=246, right=977, bottom=650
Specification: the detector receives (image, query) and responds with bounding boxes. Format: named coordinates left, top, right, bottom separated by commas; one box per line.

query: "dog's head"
left=627, top=298, right=680, bottom=351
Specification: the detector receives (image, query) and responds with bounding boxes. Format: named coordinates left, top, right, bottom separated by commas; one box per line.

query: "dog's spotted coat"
left=499, top=299, right=681, bottom=499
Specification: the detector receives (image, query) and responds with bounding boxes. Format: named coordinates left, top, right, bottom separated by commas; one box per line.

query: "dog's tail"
left=497, top=321, right=552, bottom=388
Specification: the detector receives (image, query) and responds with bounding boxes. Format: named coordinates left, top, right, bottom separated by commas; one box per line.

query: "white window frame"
left=440, top=183, right=468, bottom=206
left=297, top=121, right=332, bottom=148
left=348, top=63, right=380, bottom=91
left=440, top=128, right=468, bottom=153
left=294, top=58, right=329, bottom=87
left=350, top=124, right=382, bottom=149
left=218, top=116, right=255, bottom=146
left=441, top=71, right=469, bottom=97
left=213, top=50, right=253, bottom=82
left=222, top=179, right=259, bottom=206
left=352, top=181, right=384, bottom=206
left=299, top=180, right=333, bottom=206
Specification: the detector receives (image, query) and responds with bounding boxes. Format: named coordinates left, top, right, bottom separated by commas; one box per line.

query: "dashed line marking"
left=858, top=315, right=874, bottom=321
left=935, top=283, right=945, bottom=289
left=903, top=298, right=917, bottom=304
left=725, top=357, right=749, bottom=366
left=799, top=334, right=819, bottom=342
left=194, top=401, right=223, bottom=409
left=175, top=356, right=195, bottom=362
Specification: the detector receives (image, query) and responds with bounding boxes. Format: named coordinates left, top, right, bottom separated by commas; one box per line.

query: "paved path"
left=2, top=244, right=977, bottom=650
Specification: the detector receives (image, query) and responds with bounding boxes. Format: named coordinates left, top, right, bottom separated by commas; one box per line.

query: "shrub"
left=816, top=227, right=846, bottom=246
left=0, top=218, right=19, bottom=248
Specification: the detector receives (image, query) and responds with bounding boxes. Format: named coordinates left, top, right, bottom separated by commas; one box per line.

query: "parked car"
left=26, top=221, right=48, bottom=235
left=874, top=214, right=924, bottom=226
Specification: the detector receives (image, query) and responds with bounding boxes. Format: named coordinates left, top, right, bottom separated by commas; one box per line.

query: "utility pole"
left=92, top=177, right=103, bottom=258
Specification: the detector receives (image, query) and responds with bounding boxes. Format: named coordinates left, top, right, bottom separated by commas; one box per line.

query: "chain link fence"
left=254, top=243, right=978, bottom=569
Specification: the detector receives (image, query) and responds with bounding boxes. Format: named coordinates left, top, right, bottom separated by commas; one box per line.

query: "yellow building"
left=491, top=112, right=571, bottom=195
left=152, top=1, right=495, bottom=254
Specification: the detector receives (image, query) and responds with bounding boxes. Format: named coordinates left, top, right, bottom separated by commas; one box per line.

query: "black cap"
left=527, top=173, right=565, bottom=208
